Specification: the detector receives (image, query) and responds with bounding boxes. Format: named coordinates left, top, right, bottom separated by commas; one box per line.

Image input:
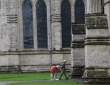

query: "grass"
left=0, top=72, right=50, bottom=81
left=0, top=72, right=81, bottom=85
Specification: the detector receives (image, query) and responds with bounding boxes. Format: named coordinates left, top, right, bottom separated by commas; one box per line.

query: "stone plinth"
left=70, top=23, right=85, bottom=78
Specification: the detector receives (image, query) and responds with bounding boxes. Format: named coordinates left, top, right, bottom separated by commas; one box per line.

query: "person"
left=50, top=65, right=60, bottom=80
left=56, top=60, right=69, bottom=80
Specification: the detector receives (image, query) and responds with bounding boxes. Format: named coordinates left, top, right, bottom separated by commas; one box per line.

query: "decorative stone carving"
left=72, top=23, right=85, bottom=34
left=85, top=13, right=108, bottom=29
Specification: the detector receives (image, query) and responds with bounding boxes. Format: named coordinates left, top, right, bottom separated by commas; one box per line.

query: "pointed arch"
left=22, top=0, right=34, bottom=48
left=61, top=0, right=71, bottom=48
left=36, top=0, right=48, bottom=48
left=75, top=0, right=85, bottom=22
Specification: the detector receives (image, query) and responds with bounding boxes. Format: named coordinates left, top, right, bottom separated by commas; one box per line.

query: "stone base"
left=83, top=78, right=110, bottom=84
left=82, top=68, right=110, bottom=84
left=0, top=65, right=21, bottom=73
left=69, top=66, right=84, bottom=78
left=0, top=65, right=50, bottom=73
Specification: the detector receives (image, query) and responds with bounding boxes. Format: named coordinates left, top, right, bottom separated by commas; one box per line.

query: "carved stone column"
left=69, top=23, right=85, bottom=78
left=83, top=13, right=110, bottom=84
left=51, top=0, right=62, bottom=50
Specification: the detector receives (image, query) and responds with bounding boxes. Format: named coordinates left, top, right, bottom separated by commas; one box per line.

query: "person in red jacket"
left=50, top=65, right=60, bottom=80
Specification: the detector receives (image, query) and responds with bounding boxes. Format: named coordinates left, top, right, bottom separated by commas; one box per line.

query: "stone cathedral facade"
left=0, top=0, right=110, bottom=84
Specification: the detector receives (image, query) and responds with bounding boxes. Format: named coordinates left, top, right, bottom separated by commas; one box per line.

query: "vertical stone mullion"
left=19, top=0, right=24, bottom=51
left=51, top=0, right=62, bottom=50
left=71, top=1, right=75, bottom=23
left=33, top=2, right=37, bottom=50
left=45, top=0, right=51, bottom=50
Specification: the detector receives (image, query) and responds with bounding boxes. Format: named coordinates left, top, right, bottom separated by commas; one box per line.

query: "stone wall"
left=0, top=0, right=71, bottom=73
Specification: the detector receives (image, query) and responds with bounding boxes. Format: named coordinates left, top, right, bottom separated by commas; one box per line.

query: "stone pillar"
left=0, top=0, right=20, bottom=73
left=82, top=0, right=110, bottom=83
left=104, top=0, right=110, bottom=79
left=83, top=13, right=110, bottom=84
left=51, top=0, right=62, bottom=50
left=70, top=23, right=85, bottom=78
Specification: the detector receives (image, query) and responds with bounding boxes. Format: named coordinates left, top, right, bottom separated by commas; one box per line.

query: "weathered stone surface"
left=84, top=12, right=110, bottom=83
left=85, top=45, right=108, bottom=67
left=0, top=0, right=71, bottom=72
left=71, top=22, right=85, bottom=77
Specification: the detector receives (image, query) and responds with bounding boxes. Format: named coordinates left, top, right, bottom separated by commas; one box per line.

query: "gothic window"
left=101, top=0, right=104, bottom=13
left=61, top=0, right=71, bottom=48
left=22, top=0, right=34, bottom=49
left=36, top=0, right=48, bottom=48
left=75, top=0, right=85, bottom=22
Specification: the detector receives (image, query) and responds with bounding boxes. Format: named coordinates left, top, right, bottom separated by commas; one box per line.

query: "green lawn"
left=0, top=72, right=71, bottom=81
left=0, top=72, right=81, bottom=85
left=0, top=72, right=50, bottom=81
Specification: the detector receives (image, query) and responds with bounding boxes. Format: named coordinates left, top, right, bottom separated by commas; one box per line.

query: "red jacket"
left=50, top=66, right=57, bottom=73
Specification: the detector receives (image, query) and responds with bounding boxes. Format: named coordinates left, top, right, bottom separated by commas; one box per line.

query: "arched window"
left=36, top=0, right=48, bottom=48
left=101, top=0, right=104, bottom=13
left=61, top=0, right=71, bottom=48
left=22, top=0, right=34, bottom=48
left=75, top=0, right=85, bottom=22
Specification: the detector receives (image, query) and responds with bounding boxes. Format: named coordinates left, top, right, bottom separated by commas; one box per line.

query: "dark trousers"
left=58, top=69, right=68, bottom=79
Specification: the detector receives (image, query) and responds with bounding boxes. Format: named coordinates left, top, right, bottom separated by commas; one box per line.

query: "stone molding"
left=85, top=67, right=110, bottom=69
left=71, top=40, right=84, bottom=48
left=7, top=15, right=18, bottom=23
left=0, top=50, right=71, bottom=55
left=85, top=37, right=110, bottom=45
left=51, top=14, right=61, bottom=23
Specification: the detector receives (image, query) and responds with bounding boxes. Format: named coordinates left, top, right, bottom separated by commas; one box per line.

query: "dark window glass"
left=36, top=0, right=48, bottom=48
left=75, top=0, right=85, bottom=22
left=22, top=0, right=34, bottom=48
left=61, top=0, right=71, bottom=48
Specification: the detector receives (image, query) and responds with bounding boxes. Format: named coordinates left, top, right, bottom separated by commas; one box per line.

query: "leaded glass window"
left=75, top=0, right=85, bottom=22
left=61, top=0, right=71, bottom=48
left=36, top=0, right=48, bottom=48
left=22, top=0, right=34, bottom=48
